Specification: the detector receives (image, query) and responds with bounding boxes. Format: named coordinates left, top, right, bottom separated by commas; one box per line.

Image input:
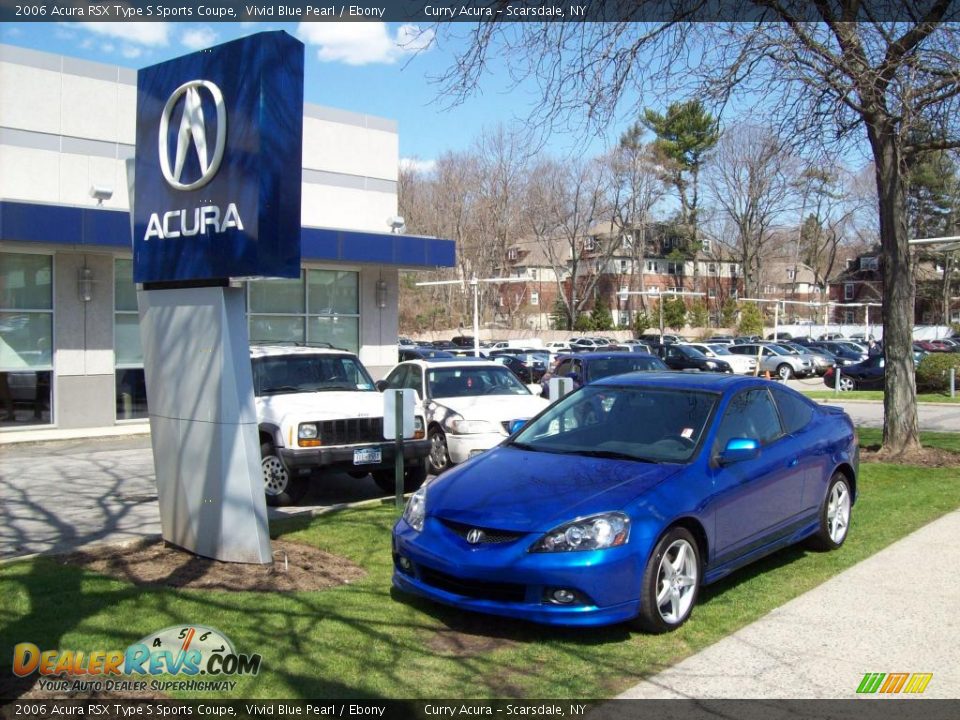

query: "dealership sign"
left=133, top=31, right=304, bottom=283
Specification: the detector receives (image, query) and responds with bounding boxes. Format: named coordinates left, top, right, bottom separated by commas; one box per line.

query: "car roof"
left=556, top=351, right=661, bottom=361
left=249, top=344, right=354, bottom=359
left=400, top=358, right=499, bottom=369
left=593, top=371, right=768, bottom=392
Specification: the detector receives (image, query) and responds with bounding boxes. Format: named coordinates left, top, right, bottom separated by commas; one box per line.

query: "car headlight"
left=298, top=423, right=320, bottom=447
left=403, top=484, right=427, bottom=532
left=414, top=416, right=425, bottom=439
left=444, top=414, right=498, bottom=434
left=530, top=512, right=630, bottom=552
left=704, top=361, right=718, bottom=369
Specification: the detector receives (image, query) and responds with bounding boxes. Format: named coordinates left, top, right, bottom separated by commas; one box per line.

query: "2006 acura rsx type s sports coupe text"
left=392, top=373, right=857, bottom=632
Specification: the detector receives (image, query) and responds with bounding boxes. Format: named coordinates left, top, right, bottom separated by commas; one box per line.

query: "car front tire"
left=635, top=527, right=700, bottom=634
left=806, top=473, right=852, bottom=551
left=777, top=363, right=793, bottom=380
left=261, top=441, right=307, bottom=507
left=428, top=427, right=451, bottom=474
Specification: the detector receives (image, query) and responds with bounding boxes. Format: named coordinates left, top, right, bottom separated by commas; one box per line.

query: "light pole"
left=416, top=275, right=528, bottom=356
left=617, top=289, right=705, bottom=336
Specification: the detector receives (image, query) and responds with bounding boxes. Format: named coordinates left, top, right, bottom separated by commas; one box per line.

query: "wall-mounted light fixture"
left=78, top=266, right=94, bottom=302
left=387, top=216, right=406, bottom=234
left=89, top=185, right=113, bottom=206
left=376, top=279, right=388, bottom=309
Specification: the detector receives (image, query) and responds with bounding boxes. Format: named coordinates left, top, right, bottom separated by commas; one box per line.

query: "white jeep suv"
left=252, top=345, right=430, bottom=506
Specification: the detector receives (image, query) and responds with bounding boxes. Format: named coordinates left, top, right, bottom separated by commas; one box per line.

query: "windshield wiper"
left=261, top=385, right=300, bottom=394
left=508, top=441, right=551, bottom=453
left=571, top=449, right=659, bottom=463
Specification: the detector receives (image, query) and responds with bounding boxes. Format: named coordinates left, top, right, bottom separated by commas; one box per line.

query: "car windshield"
left=587, top=356, right=667, bottom=380
left=766, top=345, right=791, bottom=356
left=253, top=355, right=376, bottom=395
left=678, top=345, right=706, bottom=359
left=706, top=344, right=733, bottom=355
left=510, top=385, right=717, bottom=464
left=428, top=365, right=531, bottom=398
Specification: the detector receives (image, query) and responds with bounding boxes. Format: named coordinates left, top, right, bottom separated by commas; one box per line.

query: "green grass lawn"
left=804, top=390, right=960, bottom=403
left=2, top=461, right=958, bottom=699
left=857, top=427, right=960, bottom=453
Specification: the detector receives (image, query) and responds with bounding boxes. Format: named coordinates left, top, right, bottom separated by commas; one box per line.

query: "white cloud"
left=78, top=22, right=169, bottom=47
left=101, top=42, right=115, bottom=54
left=182, top=26, right=218, bottom=50
left=400, top=157, right=436, bottom=175
left=297, top=22, right=434, bottom=66
left=121, top=46, right=143, bottom=59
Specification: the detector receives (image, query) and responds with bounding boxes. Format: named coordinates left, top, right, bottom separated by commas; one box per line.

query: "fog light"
left=397, top=556, right=414, bottom=575
left=551, top=589, right=576, bottom=604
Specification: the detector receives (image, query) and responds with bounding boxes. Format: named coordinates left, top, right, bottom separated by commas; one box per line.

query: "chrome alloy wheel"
left=827, top=480, right=851, bottom=544
left=656, top=538, right=698, bottom=624
left=262, top=455, right=289, bottom=496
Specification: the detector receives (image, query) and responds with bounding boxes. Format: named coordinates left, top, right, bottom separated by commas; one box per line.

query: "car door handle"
left=787, top=458, right=799, bottom=467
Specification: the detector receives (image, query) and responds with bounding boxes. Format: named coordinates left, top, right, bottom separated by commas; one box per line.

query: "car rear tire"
left=261, top=441, right=307, bottom=507
left=806, top=473, right=852, bottom=551
left=635, top=527, right=700, bottom=634
left=838, top=376, right=856, bottom=392
left=428, top=427, right=451, bottom=475
left=372, top=464, right=428, bottom=494
left=777, top=363, right=793, bottom=380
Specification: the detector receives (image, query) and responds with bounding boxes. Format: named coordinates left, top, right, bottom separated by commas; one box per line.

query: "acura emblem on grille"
left=466, top=529, right=486, bottom=544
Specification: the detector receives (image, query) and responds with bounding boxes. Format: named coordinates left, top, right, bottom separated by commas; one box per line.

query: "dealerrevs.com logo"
left=12, top=625, right=261, bottom=693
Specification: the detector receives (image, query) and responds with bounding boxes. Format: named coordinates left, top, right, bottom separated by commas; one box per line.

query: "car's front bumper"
left=280, top=439, right=431, bottom=475
left=445, top=432, right=508, bottom=465
left=392, top=517, right=643, bottom=626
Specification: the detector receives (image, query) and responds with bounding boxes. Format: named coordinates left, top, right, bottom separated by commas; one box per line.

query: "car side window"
left=405, top=366, right=423, bottom=396
left=714, top=389, right=783, bottom=452
left=385, top=365, right=409, bottom=390
left=771, top=388, right=815, bottom=435
left=556, top=360, right=574, bottom=377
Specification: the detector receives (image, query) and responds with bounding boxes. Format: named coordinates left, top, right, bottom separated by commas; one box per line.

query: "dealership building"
left=0, top=42, right=454, bottom=435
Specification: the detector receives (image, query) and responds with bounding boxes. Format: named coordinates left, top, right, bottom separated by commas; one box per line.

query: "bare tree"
left=434, top=10, right=960, bottom=454
left=707, top=123, right=799, bottom=298
left=608, top=140, right=666, bottom=319
left=522, top=155, right=620, bottom=328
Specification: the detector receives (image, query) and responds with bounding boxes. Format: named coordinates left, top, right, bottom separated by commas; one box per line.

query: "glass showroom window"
left=114, top=259, right=147, bottom=421
left=248, top=269, right=359, bottom=354
left=0, top=252, right=53, bottom=428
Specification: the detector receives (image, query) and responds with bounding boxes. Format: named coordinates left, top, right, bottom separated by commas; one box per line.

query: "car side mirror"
left=718, top=438, right=760, bottom=465
left=375, top=380, right=388, bottom=392
left=508, top=419, right=527, bottom=434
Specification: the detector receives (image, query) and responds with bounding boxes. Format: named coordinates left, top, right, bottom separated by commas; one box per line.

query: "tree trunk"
left=869, top=125, right=921, bottom=454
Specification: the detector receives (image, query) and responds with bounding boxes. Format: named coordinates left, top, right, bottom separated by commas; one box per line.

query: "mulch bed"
left=861, top=445, right=960, bottom=467
left=60, top=537, right=366, bottom=592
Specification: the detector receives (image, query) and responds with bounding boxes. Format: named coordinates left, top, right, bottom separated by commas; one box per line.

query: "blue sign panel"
left=133, top=32, right=303, bottom=284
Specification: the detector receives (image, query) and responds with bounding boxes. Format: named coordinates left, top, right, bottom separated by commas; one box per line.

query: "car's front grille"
left=319, top=417, right=384, bottom=445
left=418, top=566, right=527, bottom=603
left=440, top=518, right=528, bottom=545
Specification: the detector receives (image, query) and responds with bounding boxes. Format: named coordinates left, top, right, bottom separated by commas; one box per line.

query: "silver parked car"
left=727, top=343, right=815, bottom=380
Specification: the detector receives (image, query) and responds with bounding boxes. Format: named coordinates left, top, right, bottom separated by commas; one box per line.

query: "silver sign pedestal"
left=138, top=285, right=272, bottom=564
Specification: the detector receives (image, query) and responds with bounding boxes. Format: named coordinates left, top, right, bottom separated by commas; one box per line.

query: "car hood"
left=256, top=391, right=384, bottom=420
left=425, top=446, right=683, bottom=533
left=430, top=395, right=549, bottom=422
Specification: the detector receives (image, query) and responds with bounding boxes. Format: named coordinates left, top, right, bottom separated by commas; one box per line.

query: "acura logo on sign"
left=159, top=80, right=226, bottom=191
left=466, top=529, right=485, bottom=545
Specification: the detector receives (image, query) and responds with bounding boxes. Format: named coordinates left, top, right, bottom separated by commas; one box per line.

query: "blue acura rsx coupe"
left=392, top=373, right=858, bottom=633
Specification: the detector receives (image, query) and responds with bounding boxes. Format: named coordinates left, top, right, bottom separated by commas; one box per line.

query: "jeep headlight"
left=444, top=414, right=498, bottom=434
left=298, top=423, right=320, bottom=447
left=414, top=416, right=425, bottom=439
left=530, top=513, right=630, bottom=553
left=403, top=484, right=427, bottom=532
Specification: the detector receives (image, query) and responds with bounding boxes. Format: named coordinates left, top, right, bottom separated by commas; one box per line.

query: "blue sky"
left=0, top=21, right=639, bottom=172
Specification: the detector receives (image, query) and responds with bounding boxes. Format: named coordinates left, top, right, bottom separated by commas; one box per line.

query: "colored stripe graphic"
left=903, top=673, right=933, bottom=694
left=879, top=673, right=909, bottom=693
left=857, top=673, right=885, bottom=693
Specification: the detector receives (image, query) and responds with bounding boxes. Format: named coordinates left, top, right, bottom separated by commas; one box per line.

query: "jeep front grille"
left=319, top=417, right=384, bottom=445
